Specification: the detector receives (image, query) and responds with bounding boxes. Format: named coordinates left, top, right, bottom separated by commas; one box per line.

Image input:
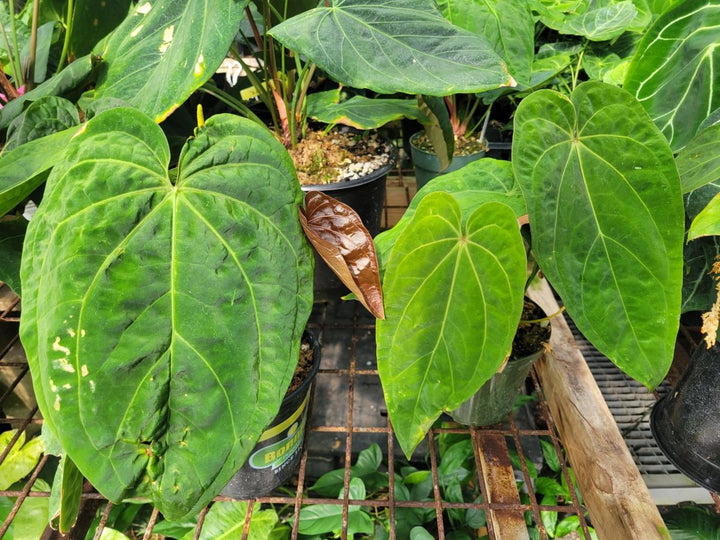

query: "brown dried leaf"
left=299, top=191, right=385, bottom=319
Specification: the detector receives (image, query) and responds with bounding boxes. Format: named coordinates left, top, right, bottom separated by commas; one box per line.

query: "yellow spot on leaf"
left=136, top=2, right=152, bottom=15
left=81, top=365, right=89, bottom=377
left=194, top=54, right=205, bottom=77
left=54, top=395, right=61, bottom=411
left=130, top=25, right=144, bottom=38
left=68, top=328, right=76, bottom=338
left=159, top=25, right=174, bottom=54
left=52, top=337, right=71, bottom=356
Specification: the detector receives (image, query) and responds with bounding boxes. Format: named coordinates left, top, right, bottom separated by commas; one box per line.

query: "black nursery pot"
left=301, top=141, right=397, bottom=302
left=221, top=330, right=321, bottom=499
left=651, top=342, right=720, bottom=492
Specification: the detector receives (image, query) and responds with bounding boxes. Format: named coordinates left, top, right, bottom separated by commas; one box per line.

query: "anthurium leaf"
left=418, top=95, right=454, bottom=169
left=0, top=430, right=44, bottom=490
left=374, top=158, right=523, bottom=264
left=184, top=502, right=278, bottom=540
left=90, top=0, right=250, bottom=122
left=688, top=193, right=720, bottom=239
left=0, top=126, right=78, bottom=216
left=540, top=0, right=639, bottom=41
left=437, top=0, right=535, bottom=86
left=0, top=216, right=27, bottom=296
left=624, top=0, right=720, bottom=151
left=512, top=81, right=683, bottom=389
left=48, top=455, right=84, bottom=534
left=376, top=194, right=526, bottom=457
left=299, top=191, right=384, bottom=319
left=306, top=90, right=425, bottom=129
left=19, top=108, right=313, bottom=520
left=5, top=96, right=80, bottom=152
left=677, top=123, right=720, bottom=194
left=67, top=0, right=134, bottom=58
left=298, top=478, right=373, bottom=536
left=269, top=0, right=515, bottom=96
left=0, top=54, right=98, bottom=130
left=682, top=235, right=720, bottom=312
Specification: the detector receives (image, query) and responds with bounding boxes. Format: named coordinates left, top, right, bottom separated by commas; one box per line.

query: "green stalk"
left=5, top=0, right=23, bottom=87
left=26, top=0, right=40, bottom=90
left=56, top=0, right=75, bottom=73
left=199, top=81, right=266, bottom=127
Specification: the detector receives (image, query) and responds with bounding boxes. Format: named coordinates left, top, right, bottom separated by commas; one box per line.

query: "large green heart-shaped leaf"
left=377, top=194, right=526, bottom=456
left=19, top=109, right=313, bottom=519
left=90, top=0, right=249, bottom=122
left=513, top=81, right=683, bottom=389
left=374, top=158, right=524, bottom=264
left=269, top=0, right=515, bottom=96
left=437, top=0, right=535, bottom=86
left=624, top=0, right=720, bottom=151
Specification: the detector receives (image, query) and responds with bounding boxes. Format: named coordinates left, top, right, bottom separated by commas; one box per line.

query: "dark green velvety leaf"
left=91, top=0, right=250, bottom=122
left=269, top=0, right=515, bottom=96
left=0, top=216, right=27, bottom=296
left=377, top=194, right=526, bottom=456
left=438, top=0, right=535, bottom=86
left=374, top=158, right=524, bottom=264
left=682, top=234, right=720, bottom=313
left=306, top=90, right=426, bottom=129
left=5, top=96, right=79, bottom=152
left=512, top=81, right=683, bottom=389
left=0, top=54, right=98, bottom=130
left=48, top=455, right=84, bottom=534
left=0, top=126, right=78, bottom=216
left=19, top=108, right=313, bottom=520
left=677, top=123, right=720, bottom=194
left=68, top=0, right=134, bottom=58
left=624, top=0, right=720, bottom=151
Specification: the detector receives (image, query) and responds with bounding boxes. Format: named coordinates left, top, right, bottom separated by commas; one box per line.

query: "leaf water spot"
left=62, top=384, right=71, bottom=390
left=81, top=365, right=89, bottom=377
left=93, top=18, right=99, bottom=27
left=130, top=25, right=144, bottom=38
left=52, top=336, right=71, bottom=356
left=159, top=26, right=174, bottom=54
left=136, top=2, right=152, bottom=15
left=89, top=380, right=96, bottom=393
left=54, top=395, right=61, bottom=411
left=81, top=329, right=86, bottom=338
left=67, top=328, right=76, bottom=338
left=49, top=379, right=58, bottom=392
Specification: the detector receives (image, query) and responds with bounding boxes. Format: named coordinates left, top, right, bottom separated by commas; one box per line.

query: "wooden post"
left=476, top=431, right=530, bottom=540
left=528, top=281, right=671, bottom=539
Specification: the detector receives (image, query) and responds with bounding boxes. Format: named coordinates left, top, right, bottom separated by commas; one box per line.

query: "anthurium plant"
left=0, top=0, right=515, bottom=522
left=373, top=0, right=720, bottom=457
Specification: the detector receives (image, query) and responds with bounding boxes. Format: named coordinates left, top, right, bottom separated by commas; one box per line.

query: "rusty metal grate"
left=0, top=175, right=592, bottom=539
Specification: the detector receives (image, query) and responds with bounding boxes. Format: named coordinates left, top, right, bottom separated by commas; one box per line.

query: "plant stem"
left=571, top=45, right=586, bottom=92
left=199, top=81, right=266, bottom=127
left=478, top=102, right=492, bottom=145
left=5, top=0, right=23, bottom=87
left=26, top=0, right=40, bottom=90
left=56, top=0, right=74, bottom=73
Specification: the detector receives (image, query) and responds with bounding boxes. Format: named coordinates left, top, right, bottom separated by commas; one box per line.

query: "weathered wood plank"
left=476, top=431, right=530, bottom=540
left=528, top=280, right=670, bottom=539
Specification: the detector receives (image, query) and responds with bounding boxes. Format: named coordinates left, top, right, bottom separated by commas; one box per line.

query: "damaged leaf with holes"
left=19, top=108, right=313, bottom=520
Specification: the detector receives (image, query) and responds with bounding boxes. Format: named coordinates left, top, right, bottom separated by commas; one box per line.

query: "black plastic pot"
left=409, top=131, right=486, bottom=191
left=449, top=300, right=550, bottom=426
left=301, top=141, right=397, bottom=302
left=221, top=330, right=321, bottom=499
left=651, top=342, right=720, bottom=492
